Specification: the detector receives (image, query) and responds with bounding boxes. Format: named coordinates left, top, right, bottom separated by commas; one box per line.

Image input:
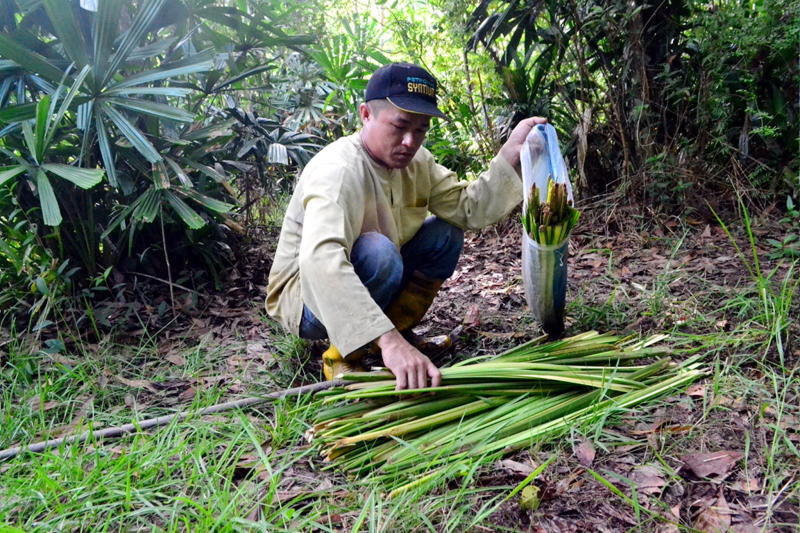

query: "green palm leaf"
left=21, top=121, right=36, bottom=163
left=108, top=97, right=194, bottom=122
left=132, top=187, right=161, bottom=223
left=0, top=165, right=26, bottom=186
left=43, top=0, right=92, bottom=73
left=211, top=64, right=275, bottom=92
left=36, top=169, right=61, bottom=226
left=0, top=34, right=66, bottom=85
left=93, top=0, right=122, bottom=84
left=101, top=0, right=167, bottom=87
left=102, top=103, right=161, bottom=163
left=164, top=157, right=192, bottom=188
left=41, top=164, right=104, bottom=189
left=105, top=86, right=193, bottom=98
left=184, top=160, right=226, bottom=182
left=164, top=190, right=205, bottom=229
left=182, top=119, right=235, bottom=141
left=180, top=187, right=233, bottom=213
left=45, top=65, right=92, bottom=151
left=95, top=116, right=118, bottom=187
left=109, top=51, right=214, bottom=91
left=127, top=37, right=179, bottom=62
left=34, top=95, right=50, bottom=162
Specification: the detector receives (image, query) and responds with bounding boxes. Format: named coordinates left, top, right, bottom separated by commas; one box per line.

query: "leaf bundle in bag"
left=520, top=124, right=580, bottom=337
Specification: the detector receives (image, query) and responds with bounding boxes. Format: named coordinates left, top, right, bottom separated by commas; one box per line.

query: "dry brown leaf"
left=123, top=393, right=136, bottom=408
left=682, top=451, right=742, bottom=478
left=686, top=384, right=706, bottom=398
left=26, top=395, right=60, bottom=411
left=246, top=341, right=267, bottom=358
left=574, top=439, right=595, bottom=467
left=165, top=353, right=186, bottom=366
left=629, top=464, right=666, bottom=495
left=655, top=503, right=682, bottom=533
left=777, top=413, right=798, bottom=431
left=730, top=524, right=760, bottom=533
left=476, top=330, right=526, bottom=339
left=47, top=353, right=79, bottom=366
left=275, top=489, right=347, bottom=504
left=497, top=459, right=534, bottom=477
left=730, top=477, right=761, bottom=492
left=693, top=492, right=731, bottom=532
left=178, top=387, right=196, bottom=402
left=116, top=376, right=158, bottom=392
left=463, top=304, right=481, bottom=328
left=600, top=501, right=638, bottom=526
left=51, top=396, right=95, bottom=437
left=26, top=394, right=40, bottom=408
left=713, top=396, right=745, bottom=410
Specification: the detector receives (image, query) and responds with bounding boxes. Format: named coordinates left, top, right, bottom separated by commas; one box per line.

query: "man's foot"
left=322, top=345, right=366, bottom=380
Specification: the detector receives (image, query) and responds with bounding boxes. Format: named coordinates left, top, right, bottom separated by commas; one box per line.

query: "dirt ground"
left=417, top=207, right=797, bottom=532
left=85, top=202, right=798, bottom=531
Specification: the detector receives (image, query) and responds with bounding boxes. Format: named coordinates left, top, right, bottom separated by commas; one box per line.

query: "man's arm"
left=425, top=116, right=548, bottom=232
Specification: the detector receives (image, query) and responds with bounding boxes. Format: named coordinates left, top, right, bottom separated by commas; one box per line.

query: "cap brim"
left=387, top=96, right=447, bottom=119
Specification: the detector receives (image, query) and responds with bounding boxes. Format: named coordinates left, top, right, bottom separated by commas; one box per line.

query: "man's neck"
left=359, top=130, right=389, bottom=168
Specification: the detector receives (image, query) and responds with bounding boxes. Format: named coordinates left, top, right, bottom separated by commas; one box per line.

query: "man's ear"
left=359, top=103, right=371, bottom=124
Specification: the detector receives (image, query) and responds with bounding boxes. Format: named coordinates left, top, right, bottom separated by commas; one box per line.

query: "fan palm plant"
left=0, top=0, right=314, bottom=275
left=0, top=0, right=318, bottom=328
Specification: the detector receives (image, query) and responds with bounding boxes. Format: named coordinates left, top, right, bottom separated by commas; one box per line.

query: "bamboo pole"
left=0, top=379, right=348, bottom=461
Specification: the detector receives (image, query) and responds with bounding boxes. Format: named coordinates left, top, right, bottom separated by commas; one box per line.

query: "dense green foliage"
left=456, top=0, right=799, bottom=201
left=0, top=0, right=323, bottom=328
left=1, top=0, right=797, bottom=330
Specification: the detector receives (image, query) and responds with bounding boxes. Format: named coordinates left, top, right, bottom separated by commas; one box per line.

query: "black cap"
left=365, top=62, right=447, bottom=119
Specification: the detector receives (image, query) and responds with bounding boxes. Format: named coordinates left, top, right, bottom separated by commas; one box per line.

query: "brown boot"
left=321, top=345, right=366, bottom=380
left=383, top=271, right=450, bottom=351
left=383, top=271, right=443, bottom=330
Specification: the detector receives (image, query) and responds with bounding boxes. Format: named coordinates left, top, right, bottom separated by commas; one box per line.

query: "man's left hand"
left=499, top=116, right=548, bottom=173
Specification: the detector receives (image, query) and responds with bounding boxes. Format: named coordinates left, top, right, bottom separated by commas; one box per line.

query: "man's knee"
left=352, top=232, right=403, bottom=290
left=403, top=217, right=464, bottom=280
left=429, top=217, right=464, bottom=255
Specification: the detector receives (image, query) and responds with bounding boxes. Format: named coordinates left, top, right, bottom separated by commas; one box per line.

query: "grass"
left=1, top=206, right=798, bottom=531
left=0, top=330, right=523, bottom=532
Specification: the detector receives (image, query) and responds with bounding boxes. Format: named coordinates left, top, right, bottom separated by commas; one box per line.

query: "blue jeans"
left=299, top=216, right=464, bottom=340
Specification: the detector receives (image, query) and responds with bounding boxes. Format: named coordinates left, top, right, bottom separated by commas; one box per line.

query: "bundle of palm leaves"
left=308, top=331, right=704, bottom=496
left=522, top=180, right=581, bottom=246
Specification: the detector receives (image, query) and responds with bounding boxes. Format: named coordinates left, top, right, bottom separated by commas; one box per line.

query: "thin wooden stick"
left=0, top=379, right=348, bottom=461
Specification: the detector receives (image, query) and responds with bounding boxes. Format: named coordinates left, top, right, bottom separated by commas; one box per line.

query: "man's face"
left=359, top=102, right=431, bottom=169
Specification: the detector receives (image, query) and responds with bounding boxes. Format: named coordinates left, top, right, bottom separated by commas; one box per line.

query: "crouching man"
left=266, top=62, right=546, bottom=389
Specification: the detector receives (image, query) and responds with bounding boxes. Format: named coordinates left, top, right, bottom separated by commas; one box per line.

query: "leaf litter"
left=13, top=207, right=797, bottom=531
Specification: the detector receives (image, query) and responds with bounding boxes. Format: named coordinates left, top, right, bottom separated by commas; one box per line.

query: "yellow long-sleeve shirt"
left=266, top=133, right=522, bottom=356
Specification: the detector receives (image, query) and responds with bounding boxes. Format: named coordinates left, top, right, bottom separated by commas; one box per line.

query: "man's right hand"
left=377, top=329, right=442, bottom=390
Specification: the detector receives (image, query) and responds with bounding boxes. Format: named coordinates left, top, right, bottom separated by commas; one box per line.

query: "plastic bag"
left=520, top=124, right=577, bottom=337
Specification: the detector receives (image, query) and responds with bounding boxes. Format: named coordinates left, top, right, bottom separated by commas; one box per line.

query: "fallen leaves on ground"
left=497, top=458, right=535, bottom=477
left=629, top=464, right=666, bottom=496
left=682, top=451, right=743, bottom=479
left=573, top=439, right=596, bottom=467
left=693, top=491, right=732, bottom=532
